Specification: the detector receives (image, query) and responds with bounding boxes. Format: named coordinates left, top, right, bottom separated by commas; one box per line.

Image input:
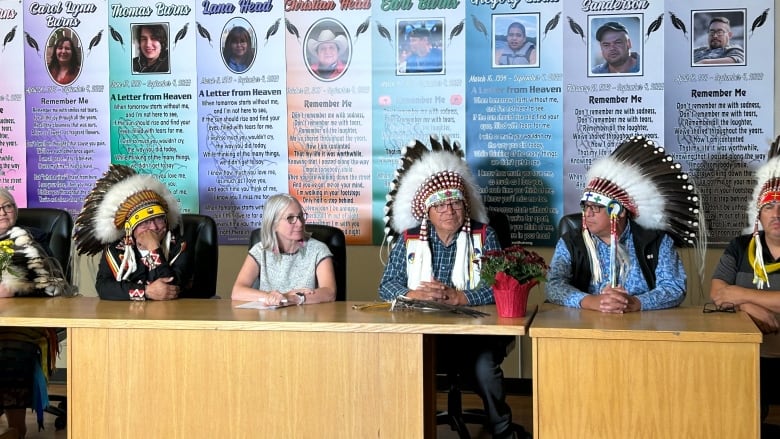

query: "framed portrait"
left=691, top=9, right=746, bottom=67
left=493, top=13, right=540, bottom=68
left=131, top=23, right=170, bottom=74
left=221, top=18, right=257, bottom=74
left=46, top=27, right=82, bottom=86
left=396, top=18, right=445, bottom=75
left=304, top=18, right=351, bottom=82
left=589, top=15, right=642, bottom=77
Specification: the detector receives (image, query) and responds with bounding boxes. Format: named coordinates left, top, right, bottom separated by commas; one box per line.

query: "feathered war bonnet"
left=0, top=188, right=72, bottom=297
left=73, top=164, right=181, bottom=280
left=747, top=136, right=780, bottom=288
left=0, top=228, right=73, bottom=297
left=579, top=135, right=706, bottom=286
left=382, top=134, right=488, bottom=290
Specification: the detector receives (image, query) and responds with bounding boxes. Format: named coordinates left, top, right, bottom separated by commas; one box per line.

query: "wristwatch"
left=295, top=292, right=306, bottom=305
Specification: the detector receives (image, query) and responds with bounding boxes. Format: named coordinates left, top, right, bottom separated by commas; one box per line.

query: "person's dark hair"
left=134, top=24, right=168, bottom=56
left=222, top=26, right=254, bottom=68
left=708, top=16, right=731, bottom=29
left=47, top=35, right=80, bottom=76
left=409, top=27, right=431, bottom=39
left=507, top=22, right=526, bottom=36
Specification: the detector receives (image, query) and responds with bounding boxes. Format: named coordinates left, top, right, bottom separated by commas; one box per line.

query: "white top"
left=248, top=238, right=332, bottom=292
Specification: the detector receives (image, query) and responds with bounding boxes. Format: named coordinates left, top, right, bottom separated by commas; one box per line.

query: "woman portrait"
left=47, top=29, right=81, bottom=86
left=222, top=19, right=256, bottom=74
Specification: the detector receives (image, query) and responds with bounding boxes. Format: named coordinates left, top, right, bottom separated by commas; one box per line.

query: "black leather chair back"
left=180, top=214, right=219, bottom=298
left=249, top=224, right=347, bottom=301
left=558, top=213, right=583, bottom=239
left=17, top=208, right=73, bottom=282
left=487, top=210, right=512, bottom=249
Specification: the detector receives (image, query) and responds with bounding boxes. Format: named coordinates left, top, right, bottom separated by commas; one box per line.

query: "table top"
left=0, top=297, right=533, bottom=335
left=529, top=303, right=761, bottom=343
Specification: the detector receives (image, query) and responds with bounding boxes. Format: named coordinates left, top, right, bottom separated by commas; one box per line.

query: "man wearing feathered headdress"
left=710, top=137, right=780, bottom=425
left=378, top=135, right=527, bottom=439
left=74, top=164, right=193, bottom=301
left=546, top=135, right=704, bottom=313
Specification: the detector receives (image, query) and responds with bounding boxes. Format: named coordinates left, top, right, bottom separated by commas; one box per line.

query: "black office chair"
left=436, top=210, right=516, bottom=438
left=557, top=213, right=582, bottom=239
left=14, top=208, right=73, bottom=430
left=248, top=223, right=347, bottom=301
left=179, top=214, right=219, bottom=298
left=487, top=210, right=513, bottom=249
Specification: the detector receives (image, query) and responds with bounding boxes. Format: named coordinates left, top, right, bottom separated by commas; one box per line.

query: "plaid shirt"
left=378, top=222, right=500, bottom=305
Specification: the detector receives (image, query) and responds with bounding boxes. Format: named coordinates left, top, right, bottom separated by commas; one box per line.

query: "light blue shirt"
left=545, top=223, right=686, bottom=310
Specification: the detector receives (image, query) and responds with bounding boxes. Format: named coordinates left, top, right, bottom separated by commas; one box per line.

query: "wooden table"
left=0, top=297, right=532, bottom=439
left=530, top=304, right=761, bottom=439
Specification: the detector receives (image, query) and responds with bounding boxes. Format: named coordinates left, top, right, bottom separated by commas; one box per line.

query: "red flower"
left=479, top=245, right=548, bottom=287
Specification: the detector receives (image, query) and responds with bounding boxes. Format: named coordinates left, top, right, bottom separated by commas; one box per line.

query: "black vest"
left=561, top=220, right=664, bottom=292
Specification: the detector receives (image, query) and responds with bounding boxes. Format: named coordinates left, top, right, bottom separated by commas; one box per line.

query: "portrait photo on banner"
left=221, top=17, right=257, bottom=74
left=396, top=18, right=445, bottom=75
left=304, top=18, right=351, bottom=82
left=589, top=15, right=642, bottom=77
left=132, top=22, right=171, bottom=74
left=691, top=9, right=746, bottom=67
left=46, top=27, right=82, bottom=86
left=492, top=13, right=540, bottom=68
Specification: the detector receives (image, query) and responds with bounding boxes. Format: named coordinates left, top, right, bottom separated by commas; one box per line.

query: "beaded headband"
left=413, top=171, right=466, bottom=221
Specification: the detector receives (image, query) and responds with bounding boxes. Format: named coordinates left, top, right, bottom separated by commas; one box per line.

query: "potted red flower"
left=479, top=245, right=548, bottom=317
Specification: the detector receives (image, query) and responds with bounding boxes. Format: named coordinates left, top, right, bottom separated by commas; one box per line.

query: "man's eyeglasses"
left=708, top=29, right=727, bottom=36
left=136, top=217, right=167, bottom=229
left=433, top=201, right=464, bottom=213
left=0, top=203, right=16, bottom=214
left=284, top=213, right=308, bottom=224
left=702, top=302, right=736, bottom=313
left=581, top=203, right=604, bottom=214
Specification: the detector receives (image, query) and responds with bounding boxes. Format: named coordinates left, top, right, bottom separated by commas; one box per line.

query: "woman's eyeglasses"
left=284, top=213, right=308, bottom=224
left=702, top=302, right=736, bottom=313
left=0, top=203, right=16, bottom=214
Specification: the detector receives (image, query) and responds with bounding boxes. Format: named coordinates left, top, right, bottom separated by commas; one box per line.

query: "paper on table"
left=236, top=299, right=293, bottom=310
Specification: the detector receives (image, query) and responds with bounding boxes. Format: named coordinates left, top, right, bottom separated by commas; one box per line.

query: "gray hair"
left=258, top=193, right=310, bottom=251
left=0, top=187, right=16, bottom=206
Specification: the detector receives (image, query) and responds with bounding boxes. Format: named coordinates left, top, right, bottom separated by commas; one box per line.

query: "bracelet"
left=296, top=292, right=306, bottom=305
left=129, top=288, right=146, bottom=301
left=142, top=250, right=161, bottom=270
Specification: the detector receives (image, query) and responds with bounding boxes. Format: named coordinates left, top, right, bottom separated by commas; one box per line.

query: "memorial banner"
left=24, top=0, right=110, bottom=212
left=0, top=2, right=27, bottom=202
left=196, top=4, right=288, bottom=244
left=109, top=0, right=199, bottom=212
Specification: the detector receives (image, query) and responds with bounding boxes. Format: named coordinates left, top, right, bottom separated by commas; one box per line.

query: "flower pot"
left=493, top=278, right=536, bottom=318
